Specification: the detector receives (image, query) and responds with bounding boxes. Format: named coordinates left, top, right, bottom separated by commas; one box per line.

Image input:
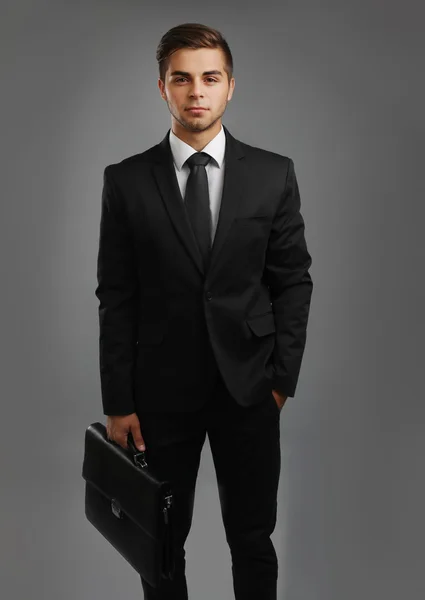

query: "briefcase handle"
left=126, top=431, right=148, bottom=469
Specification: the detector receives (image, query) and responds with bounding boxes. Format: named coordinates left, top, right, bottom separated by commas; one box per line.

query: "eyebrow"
left=170, top=70, right=223, bottom=77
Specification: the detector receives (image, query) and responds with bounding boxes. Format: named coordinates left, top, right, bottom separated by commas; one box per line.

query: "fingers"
left=106, top=414, right=146, bottom=451
left=129, top=421, right=145, bottom=451
left=106, top=427, right=128, bottom=449
left=106, top=416, right=130, bottom=449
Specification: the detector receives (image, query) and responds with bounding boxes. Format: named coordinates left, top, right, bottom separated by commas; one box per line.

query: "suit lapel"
left=151, top=125, right=248, bottom=278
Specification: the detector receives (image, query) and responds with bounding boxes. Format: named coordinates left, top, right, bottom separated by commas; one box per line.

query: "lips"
left=188, top=107, right=207, bottom=110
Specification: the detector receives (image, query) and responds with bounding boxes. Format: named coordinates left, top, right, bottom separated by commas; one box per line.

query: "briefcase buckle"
left=133, top=451, right=147, bottom=468
left=111, top=498, right=123, bottom=519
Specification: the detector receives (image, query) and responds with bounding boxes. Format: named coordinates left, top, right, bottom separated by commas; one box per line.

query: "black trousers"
left=137, top=352, right=282, bottom=600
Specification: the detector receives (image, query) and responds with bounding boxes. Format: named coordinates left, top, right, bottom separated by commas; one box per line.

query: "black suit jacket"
left=95, top=125, right=313, bottom=415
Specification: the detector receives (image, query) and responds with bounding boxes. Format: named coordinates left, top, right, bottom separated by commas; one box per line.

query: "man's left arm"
left=264, top=157, right=313, bottom=402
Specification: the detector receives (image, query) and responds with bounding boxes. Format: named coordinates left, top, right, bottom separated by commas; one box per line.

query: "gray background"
left=1, top=1, right=424, bottom=599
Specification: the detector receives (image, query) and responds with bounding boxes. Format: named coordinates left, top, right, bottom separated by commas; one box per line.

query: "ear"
left=158, top=78, right=166, bottom=99
left=228, top=78, right=235, bottom=101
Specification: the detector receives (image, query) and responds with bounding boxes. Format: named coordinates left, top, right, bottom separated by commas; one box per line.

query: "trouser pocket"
left=270, top=391, right=282, bottom=414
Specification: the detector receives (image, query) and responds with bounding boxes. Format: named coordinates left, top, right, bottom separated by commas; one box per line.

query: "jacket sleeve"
left=95, top=166, right=138, bottom=416
left=264, top=158, right=313, bottom=397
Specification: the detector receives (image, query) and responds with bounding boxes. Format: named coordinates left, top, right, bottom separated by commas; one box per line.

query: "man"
left=95, top=22, right=313, bottom=600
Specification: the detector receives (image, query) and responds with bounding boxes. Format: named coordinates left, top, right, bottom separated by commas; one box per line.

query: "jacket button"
left=205, top=291, right=213, bottom=301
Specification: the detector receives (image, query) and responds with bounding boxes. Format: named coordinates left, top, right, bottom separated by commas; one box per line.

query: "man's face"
left=158, top=47, right=235, bottom=134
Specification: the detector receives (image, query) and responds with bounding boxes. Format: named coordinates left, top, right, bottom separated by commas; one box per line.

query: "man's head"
left=157, top=23, right=235, bottom=145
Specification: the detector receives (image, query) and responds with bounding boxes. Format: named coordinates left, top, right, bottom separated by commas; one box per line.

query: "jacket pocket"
left=234, top=214, right=269, bottom=222
left=245, top=312, right=275, bottom=337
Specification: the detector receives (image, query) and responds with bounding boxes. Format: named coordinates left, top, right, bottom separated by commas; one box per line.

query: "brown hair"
left=156, top=23, right=233, bottom=84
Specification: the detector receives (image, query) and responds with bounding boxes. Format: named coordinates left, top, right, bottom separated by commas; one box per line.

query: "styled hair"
left=156, top=23, right=233, bottom=84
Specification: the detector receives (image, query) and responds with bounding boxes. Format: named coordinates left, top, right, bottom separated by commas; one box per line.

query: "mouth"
left=187, top=107, right=207, bottom=112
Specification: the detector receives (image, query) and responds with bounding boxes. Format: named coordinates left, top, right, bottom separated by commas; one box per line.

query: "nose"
left=189, top=79, right=203, bottom=97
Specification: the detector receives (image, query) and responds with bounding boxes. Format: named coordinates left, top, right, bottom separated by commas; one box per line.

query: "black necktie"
left=184, top=152, right=212, bottom=269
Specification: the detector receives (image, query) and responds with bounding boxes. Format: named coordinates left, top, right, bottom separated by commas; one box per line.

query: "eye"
left=175, top=77, right=218, bottom=83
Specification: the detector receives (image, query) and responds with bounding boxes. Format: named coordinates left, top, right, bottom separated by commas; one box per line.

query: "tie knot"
left=185, top=152, right=212, bottom=170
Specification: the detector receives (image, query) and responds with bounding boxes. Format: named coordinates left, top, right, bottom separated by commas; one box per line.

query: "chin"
left=182, top=118, right=209, bottom=131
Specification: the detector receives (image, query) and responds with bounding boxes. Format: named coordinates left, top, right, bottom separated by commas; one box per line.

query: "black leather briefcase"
left=82, top=422, right=175, bottom=587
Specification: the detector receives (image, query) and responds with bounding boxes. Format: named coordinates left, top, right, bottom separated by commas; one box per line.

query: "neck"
left=171, top=120, right=222, bottom=152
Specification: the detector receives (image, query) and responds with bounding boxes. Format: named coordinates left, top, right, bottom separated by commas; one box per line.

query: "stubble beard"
left=167, top=99, right=228, bottom=133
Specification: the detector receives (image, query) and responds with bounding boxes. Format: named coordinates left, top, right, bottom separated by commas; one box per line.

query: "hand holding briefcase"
left=82, top=421, right=175, bottom=587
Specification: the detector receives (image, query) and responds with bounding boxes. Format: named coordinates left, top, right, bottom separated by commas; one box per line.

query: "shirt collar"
left=169, top=124, right=226, bottom=171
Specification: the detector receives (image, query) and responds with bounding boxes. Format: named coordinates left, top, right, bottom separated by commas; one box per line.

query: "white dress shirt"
left=168, top=124, right=226, bottom=243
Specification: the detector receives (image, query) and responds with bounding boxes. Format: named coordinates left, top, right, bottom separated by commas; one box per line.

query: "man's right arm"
left=95, top=166, right=138, bottom=416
